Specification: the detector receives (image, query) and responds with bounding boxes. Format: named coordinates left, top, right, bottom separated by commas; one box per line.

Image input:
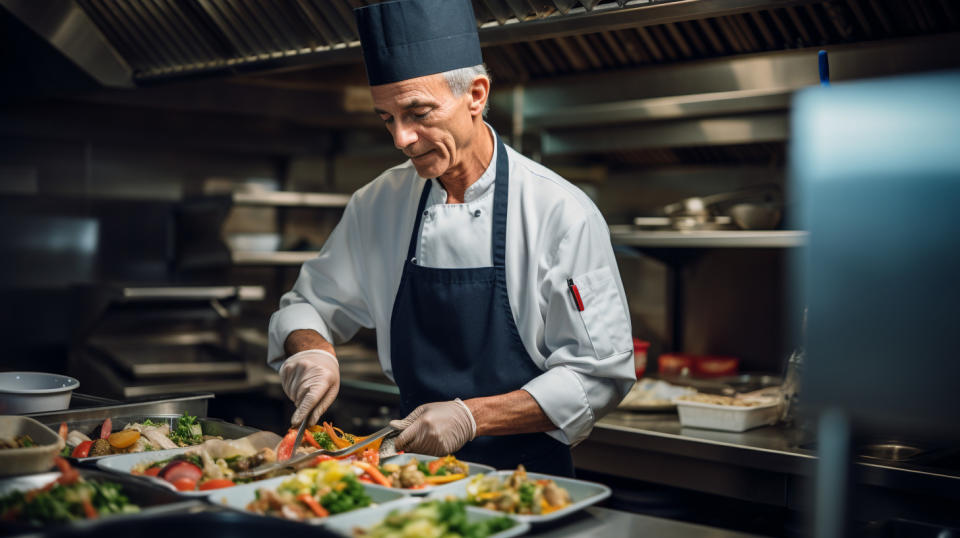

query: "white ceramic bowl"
left=0, top=372, right=79, bottom=414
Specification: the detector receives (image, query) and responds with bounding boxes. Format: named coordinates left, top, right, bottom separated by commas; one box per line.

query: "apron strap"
left=491, top=132, right=509, bottom=268
left=406, top=179, right=434, bottom=262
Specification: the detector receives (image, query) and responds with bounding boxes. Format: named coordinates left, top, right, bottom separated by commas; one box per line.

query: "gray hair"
left=442, top=64, right=491, bottom=116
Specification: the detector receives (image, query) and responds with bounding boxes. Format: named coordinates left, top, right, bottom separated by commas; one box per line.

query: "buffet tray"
left=51, top=415, right=259, bottom=464
left=373, top=453, right=495, bottom=496
left=426, top=470, right=611, bottom=524
left=209, top=475, right=407, bottom=525
left=20, top=508, right=342, bottom=538
left=96, top=445, right=277, bottom=497
left=324, top=496, right=529, bottom=538
left=0, top=467, right=206, bottom=534
left=25, top=393, right=213, bottom=424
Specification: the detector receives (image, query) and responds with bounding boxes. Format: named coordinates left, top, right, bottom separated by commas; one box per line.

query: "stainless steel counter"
left=528, top=506, right=763, bottom=537
left=575, top=410, right=960, bottom=519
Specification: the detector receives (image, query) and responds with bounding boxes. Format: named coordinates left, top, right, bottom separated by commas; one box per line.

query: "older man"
left=267, top=0, right=634, bottom=476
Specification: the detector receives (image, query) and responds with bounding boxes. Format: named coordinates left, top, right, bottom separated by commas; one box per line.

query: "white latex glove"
left=279, top=349, right=340, bottom=427
left=389, top=399, right=477, bottom=456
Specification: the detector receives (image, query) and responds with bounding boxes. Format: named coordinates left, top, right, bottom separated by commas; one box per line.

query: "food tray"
left=209, top=475, right=407, bottom=526
left=675, top=398, right=781, bottom=432
left=322, top=496, right=529, bottom=538
left=0, top=415, right=63, bottom=476
left=0, top=467, right=205, bottom=533
left=426, top=470, right=611, bottom=524
left=374, top=453, right=496, bottom=496
left=50, top=414, right=259, bottom=463
left=96, top=446, right=212, bottom=497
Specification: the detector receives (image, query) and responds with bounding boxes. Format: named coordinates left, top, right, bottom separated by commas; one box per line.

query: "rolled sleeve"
left=267, top=301, right=334, bottom=369
left=523, top=367, right=592, bottom=445
left=531, top=212, right=636, bottom=445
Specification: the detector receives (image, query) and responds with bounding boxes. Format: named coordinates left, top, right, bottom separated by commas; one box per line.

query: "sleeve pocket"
left=571, top=266, right=632, bottom=359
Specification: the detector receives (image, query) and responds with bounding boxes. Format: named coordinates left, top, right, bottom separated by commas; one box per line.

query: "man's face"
left=370, top=74, right=475, bottom=179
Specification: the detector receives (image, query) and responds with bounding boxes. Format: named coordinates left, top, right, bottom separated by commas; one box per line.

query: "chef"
left=267, top=0, right=634, bottom=476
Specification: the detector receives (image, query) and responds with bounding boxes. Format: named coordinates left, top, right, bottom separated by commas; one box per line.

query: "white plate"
left=426, top=470, right=611, bottom=524
left=375, top=453, right=495, bottom=496
left=209, top=475, right=407, bottom=526
left=322, top=496, right=529, bottom=538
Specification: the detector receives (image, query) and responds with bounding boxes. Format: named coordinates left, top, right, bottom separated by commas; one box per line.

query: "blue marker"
left=819, top=50, right=830, bottom=87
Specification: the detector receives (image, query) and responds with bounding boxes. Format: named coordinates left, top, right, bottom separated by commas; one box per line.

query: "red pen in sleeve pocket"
left=567, top=278, right=585, bottom=311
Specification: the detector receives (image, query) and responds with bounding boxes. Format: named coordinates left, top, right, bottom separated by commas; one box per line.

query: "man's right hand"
left=279, top=349, right=340, bottom=427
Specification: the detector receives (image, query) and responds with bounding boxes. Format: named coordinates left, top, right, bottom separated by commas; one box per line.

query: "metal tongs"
left=233, top=424, right=398, bottom=480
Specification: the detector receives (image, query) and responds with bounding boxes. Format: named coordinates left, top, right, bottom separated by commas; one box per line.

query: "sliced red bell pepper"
left=297, top=493, right=329, bottom=518
left=353, top=461, right=392, bottom=488
left=277, top=429, right=298, bottom=461
left=198, top=478, right=235, bottom=490
left=427, top=458, right=445, bottom=475
left=311, top=454, right=335, bottom=466
left=71, top=440, right=93, bottom=458
left=99, top=418, right=112, bottom=439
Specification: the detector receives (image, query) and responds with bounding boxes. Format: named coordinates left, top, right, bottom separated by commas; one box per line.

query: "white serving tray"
left=674, top=398, right=781, bottom=432
left=322, top=496, right=529, bottom=538
left=426, top=470, right=611, bottom=524
left=372, top=453, right=495, bottom=496
left=208, top=475, right=407, bottom=526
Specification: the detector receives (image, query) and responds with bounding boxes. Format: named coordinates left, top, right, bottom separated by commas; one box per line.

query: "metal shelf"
left=610, top=226, right=807, bottom=248
left=228, top=191, right=350, bottom=208
left=230, top=250, right=318, bottom=266
left=118, top=286, right=264, bottom=301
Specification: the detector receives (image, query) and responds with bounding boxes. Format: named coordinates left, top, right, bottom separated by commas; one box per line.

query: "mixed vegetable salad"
left=0, top=457, right=139, bottom=524
left=464, top=465, right=571, bottom=515
left=245, top=460, right=372, bottom=521
left=0, top=435, right=37, bottom=449
left=129, top=431, right=281, bottom=492
left=354, top=500, right=516, bottom=538
left=58, top=413, right=212, bottom=459
left=276, top=422, right=471, bottom=491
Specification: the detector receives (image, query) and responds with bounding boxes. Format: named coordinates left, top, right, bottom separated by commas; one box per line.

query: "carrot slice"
left=297, top=493, right=329, bottom=518
left=323, top=423, right=351, bottom=449
left=353, top=461, right=392, bottom=488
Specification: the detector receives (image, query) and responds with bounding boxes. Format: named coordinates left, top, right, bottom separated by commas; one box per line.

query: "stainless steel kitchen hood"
left=3, top=0, right=955, bottom=88
left=0, top=0, right=133, bottom=87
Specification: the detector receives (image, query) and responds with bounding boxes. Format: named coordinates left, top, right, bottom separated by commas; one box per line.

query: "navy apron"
left=389, top=132, right=574, bottom=477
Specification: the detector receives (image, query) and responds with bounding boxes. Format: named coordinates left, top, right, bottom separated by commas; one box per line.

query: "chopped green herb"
left=312, top=432, right=336, bottom=451
left=168, top=413, right=203, bottom=446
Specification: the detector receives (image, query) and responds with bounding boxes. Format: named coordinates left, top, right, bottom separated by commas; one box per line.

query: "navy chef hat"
left=354, top=0, right=483, bottom=86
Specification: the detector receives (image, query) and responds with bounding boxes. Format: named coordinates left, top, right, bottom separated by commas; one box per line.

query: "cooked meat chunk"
left=506, top=464, right=527, bottom=489
left=543, top=481, right=570, bottom=507
left=399, top=460, right=425, bottom=488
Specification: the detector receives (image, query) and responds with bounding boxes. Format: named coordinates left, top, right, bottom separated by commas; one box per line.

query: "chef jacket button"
left=473, top=209, right=481, bottom=217
left=423, top=210, right=429, bottom=216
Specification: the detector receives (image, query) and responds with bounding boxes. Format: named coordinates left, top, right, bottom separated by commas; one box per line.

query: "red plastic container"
left=633, top=338, right=650, bottom=378
left=692, top=356, right=740, bottom=377
left=658, top=353, right=696, bottom=376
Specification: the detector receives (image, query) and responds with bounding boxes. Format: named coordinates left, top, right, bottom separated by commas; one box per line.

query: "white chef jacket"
left=268, top=132, right=635, bottom=445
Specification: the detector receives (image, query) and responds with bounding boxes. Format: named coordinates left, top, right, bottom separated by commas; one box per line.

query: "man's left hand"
left=390, top=399, right=476, bottom=456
